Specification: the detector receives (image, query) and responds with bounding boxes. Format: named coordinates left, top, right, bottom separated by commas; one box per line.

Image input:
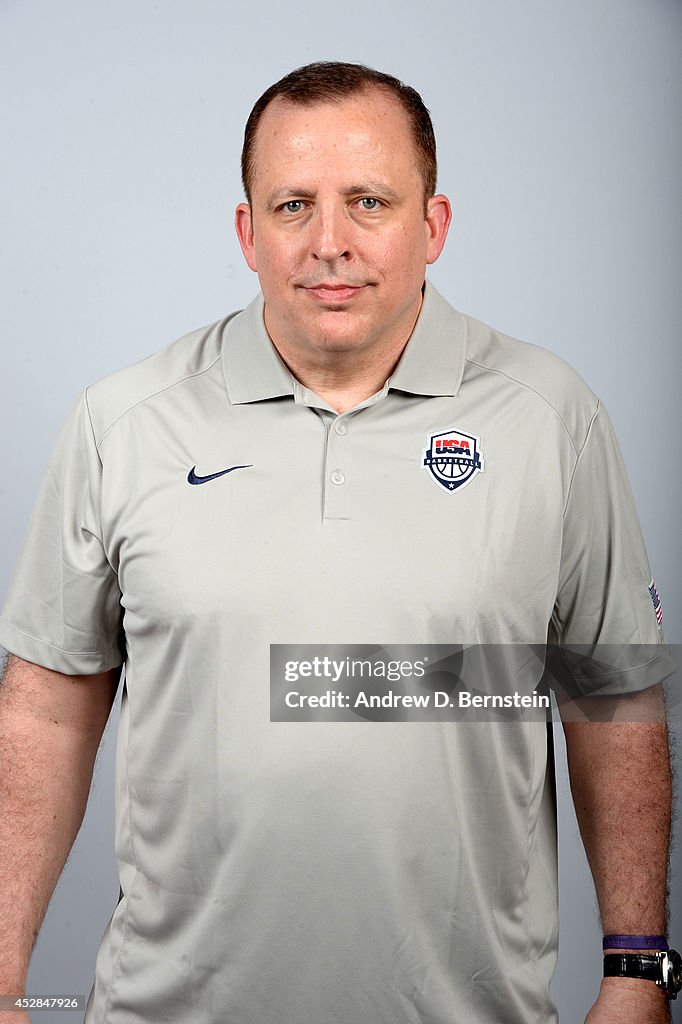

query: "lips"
left=303, top=283, right=366, bottom=303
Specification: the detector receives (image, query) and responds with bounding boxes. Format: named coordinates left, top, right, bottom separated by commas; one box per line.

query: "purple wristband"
left=602, top=934, right=669, bottom=951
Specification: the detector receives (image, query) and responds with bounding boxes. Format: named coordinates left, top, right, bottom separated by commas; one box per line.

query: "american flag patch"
left=648, top=580, right=663, bottom=626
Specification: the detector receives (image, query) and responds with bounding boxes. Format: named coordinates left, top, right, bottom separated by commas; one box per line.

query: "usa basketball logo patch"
left=422, top=428, right=484, bottom=493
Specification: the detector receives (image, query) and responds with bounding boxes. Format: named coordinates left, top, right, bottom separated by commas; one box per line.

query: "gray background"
left=1, top=0, right=680, bottom=1020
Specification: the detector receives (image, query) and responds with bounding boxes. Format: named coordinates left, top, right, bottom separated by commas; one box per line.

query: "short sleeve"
left=0, top=389, right=125, bottom=674
left=549, top=401, right=675, bottom=694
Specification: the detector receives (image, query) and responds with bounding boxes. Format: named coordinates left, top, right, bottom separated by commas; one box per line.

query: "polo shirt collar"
left=388, top=281, right=467, bottom=397
left=222, top=292, right=294, bottom=404
left=221, top=279, right=467, bottom=405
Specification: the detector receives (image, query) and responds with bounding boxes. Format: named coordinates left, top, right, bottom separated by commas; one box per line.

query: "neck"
left=275, top=346, right=404, bottom=414
left=264, top=294, right=423, bottom=415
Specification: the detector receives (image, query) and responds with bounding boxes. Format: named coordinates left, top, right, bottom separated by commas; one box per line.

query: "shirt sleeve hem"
left=0, top=618, right=123, bottom=676
left=548, top=646, right=676, bottom=697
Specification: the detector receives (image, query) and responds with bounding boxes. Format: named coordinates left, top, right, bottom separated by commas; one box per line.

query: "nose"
left=310, top=203, right=352, bottom=263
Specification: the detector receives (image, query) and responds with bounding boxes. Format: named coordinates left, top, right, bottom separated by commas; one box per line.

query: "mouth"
left=301, top=283, right=368, bottom=304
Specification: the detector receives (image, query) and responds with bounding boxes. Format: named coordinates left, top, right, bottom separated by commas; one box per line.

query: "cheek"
left=372, top=229, right=426, bottom=279
left=256, top=238, right=305, bottom=284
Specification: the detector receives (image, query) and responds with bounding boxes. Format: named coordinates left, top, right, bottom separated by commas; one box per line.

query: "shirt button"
left=335, top=421, right=348, bottom=435
left=331, top=470, right=345, bottom=486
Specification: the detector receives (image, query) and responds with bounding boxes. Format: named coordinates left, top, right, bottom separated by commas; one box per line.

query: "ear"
left=235, top=203, right=258, bottom=272
left=424, top=194, right=452, bottom=265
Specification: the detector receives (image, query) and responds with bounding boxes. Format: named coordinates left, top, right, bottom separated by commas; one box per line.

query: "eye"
left=358, top=197, right=382, bottom=211
left=282, top=200, right=304, bottom=214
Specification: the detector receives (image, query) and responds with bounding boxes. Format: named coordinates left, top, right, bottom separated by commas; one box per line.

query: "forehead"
left=249, top=90, right=421, bottom=191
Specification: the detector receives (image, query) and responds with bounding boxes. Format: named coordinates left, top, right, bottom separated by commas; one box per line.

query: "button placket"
left=323, top=416, right=351, bottom=520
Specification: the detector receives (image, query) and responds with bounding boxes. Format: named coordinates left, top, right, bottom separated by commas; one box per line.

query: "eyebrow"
left=264, top=182, right=401, bottom=209
left=265, top=187, right=316, bottom=210
left=344, top=182, right=401, bottom=202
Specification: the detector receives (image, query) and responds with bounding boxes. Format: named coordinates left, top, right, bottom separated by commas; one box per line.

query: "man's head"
left=235, top=63, right=451, bottom=372
left=241, top=62, right=438, bottom=213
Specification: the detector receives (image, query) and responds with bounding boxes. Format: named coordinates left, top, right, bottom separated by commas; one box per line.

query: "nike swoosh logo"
left=187, top=464, right=253, bottom=485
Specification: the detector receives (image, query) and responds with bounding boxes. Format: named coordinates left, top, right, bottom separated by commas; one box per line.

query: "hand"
left=585, top=977, right=670, bottom=1023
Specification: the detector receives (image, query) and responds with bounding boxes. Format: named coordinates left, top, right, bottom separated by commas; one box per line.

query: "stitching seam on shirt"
left=526, top=726, right=559, bottom=1023
left=0, top=617, right=118, bottom=658
left=95, top=356, right=222, bottom=451
left=521, top=723, right=538, bottom=970
left=464, top=357, right=594, bottom=458
left=83, top=388, right=105, bottom=469
left=566, top=650, right=668, bottom=687
left=102, top=877, right=134, bottom=1024
left=561, top=401, right=601, bottom=517
left=103, top=677, right=137, bottom=1023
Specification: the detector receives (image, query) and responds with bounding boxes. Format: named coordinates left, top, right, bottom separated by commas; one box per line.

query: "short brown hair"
left=241, top=61, right=437, bottom=210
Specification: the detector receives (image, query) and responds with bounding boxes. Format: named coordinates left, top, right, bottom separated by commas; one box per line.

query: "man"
left=0, top=62, right=678, bottom=1023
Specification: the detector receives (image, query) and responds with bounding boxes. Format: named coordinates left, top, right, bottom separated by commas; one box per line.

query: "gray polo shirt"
left=0, top=283, right=671, bottom=1024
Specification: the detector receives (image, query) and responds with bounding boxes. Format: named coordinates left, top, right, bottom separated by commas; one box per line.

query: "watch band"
left=604, top=953, right=662, bottom=985
left=604, top=950, right=682, bottom=999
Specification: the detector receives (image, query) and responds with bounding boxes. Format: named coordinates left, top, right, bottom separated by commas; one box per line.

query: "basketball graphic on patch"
left=423, top=428, right=484, bottom=493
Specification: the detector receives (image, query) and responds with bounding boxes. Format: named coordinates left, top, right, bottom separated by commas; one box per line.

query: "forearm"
left=563, top=686, right=671, bottom=937
left=0, top=658, right=113, bottom=991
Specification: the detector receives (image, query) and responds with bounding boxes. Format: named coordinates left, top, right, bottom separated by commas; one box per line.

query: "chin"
left=309, top=337, right=367, bottom=356
left=305, top=313, right=375, bottom=351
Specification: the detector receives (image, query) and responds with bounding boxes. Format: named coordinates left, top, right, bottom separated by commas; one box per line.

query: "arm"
left=562, top=684, right=672, bottom=1023
left=0, top=653, right=119, bottom=1008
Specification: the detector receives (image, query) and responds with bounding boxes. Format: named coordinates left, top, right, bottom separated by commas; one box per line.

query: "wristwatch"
left=603, top=949, right=682, bottom=999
